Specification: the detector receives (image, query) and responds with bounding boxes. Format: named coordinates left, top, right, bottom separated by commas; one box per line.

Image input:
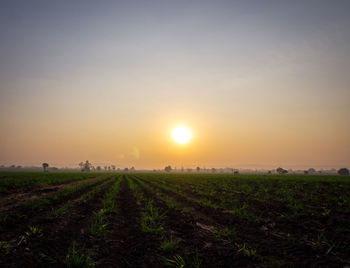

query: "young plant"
left=213, top=227, right=237, bottom=241
left=65, top=242, right=95, bottom=268
left=315, top=233, right=326, bottom=249
left=191, top=253, right=203, bottom=268
left=238, top=243, right=257, bottom=257
left=166, top=255, right=186, bottom=268
left=141, top=200, right=165, bottom=234
left=90, top=210, right=108, bottom=237
left=160, top=235, right=180, bottom=253
left=25, top=226, right=42, bottom=237
left=0, top=241, right=9, bottom=252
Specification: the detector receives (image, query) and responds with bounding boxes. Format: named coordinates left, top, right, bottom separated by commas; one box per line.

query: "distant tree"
left=276, top=167, right=288, bottom=174
left=124, top=168, right=129, bottom=172
left=234, top=169, right=239, bottom=175
left=42, top=163, right=49, bottom=172
left=108, top=166, right=111, bottom=171
left=164, top=165, right=172, bottom=172
left=111, top=165, right=116, bottom=171
left=104, top=166, right=108, bottom=171
left=81, top=160, right=91, bottom=172
left=96, top=166, right=101, bottom=171
left=130, top=166, right=135, bottom=171
left=79, top=162, right=84, bottom=171
left=267, top=170, right=272, bottom=174
left=211, top=168, right=216, bottom=173
left=308, top=168, right=316, bottom=174
left=196, top=166, right=200, bottom=172
left=304, top=170, right=309, bottom=174
left=338, top=168, right=349, bottom=176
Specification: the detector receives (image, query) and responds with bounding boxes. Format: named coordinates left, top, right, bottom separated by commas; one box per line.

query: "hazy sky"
left=1, top=0, right=349, bottom=169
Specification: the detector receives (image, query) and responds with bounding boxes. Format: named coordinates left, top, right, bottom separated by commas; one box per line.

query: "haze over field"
left=0, top=1, right=349, bottom=169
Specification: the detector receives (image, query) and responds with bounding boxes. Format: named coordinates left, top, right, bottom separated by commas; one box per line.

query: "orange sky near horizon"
left=0, top=1, right=349, bottom=169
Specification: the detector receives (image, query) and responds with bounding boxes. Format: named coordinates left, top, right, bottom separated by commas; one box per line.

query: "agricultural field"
left=0, top=172, right=349, bottom=267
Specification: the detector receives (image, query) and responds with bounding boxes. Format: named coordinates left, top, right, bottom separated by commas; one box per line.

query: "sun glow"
left=172, top=126, right=191, bottom=144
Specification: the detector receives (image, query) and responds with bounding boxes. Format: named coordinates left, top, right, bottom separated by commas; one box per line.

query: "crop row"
left=0, top=172, right=101, bottom=194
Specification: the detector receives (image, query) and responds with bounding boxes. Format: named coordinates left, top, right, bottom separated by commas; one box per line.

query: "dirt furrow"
left=92, top=177, right=161, bottom=268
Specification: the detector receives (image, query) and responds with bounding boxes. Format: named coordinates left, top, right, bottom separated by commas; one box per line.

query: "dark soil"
left=133, top=178, right=261, bottom=267
left=1, top=174, right=349, bottom=268
left=91, top=177, right=162, bottom=267
left=0, top=178, right=114, bottom=267
left=135, top=176, right=349, bottom=267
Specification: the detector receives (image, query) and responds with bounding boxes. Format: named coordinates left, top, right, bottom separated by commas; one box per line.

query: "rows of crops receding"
left=0, top=172, right=349, bottom=267
left=0, top=172, right=101, bottom=194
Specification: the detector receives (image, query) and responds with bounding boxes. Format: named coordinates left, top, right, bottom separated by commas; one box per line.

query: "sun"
left=172, top=126, right=191, bottom=144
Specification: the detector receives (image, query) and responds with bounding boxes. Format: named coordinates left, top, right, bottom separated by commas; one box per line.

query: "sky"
left=0, top=0, right=349, bottom=169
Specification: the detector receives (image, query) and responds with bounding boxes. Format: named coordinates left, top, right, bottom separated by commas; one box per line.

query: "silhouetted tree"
left=42, top=163, right=49, bottom=172
left=111, top=165, right=116, bottom=171
left=211, top=168, right=216, bottom=173
left=124, top=167, right=129, bottom=172
left=338, top=168, right=349, bottom=176
left=81, top=160, right=91, bottom=172
left=234, top=169, right=239, bottom=175
left=96, top=166, right=101, bottom=171
left=308, top=168, right=316, bottom=174
left=276, top=167, right=288, bottom=174
left=196, top=166, right=200, bottom=172
left=79, top=162, right=84, bottom=171
left=164, top=165, right=172, bottom=172
left=130, top=166, right=135, bottom=171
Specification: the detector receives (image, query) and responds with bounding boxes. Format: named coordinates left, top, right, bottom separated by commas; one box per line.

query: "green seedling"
left=65, top=242, right=95, bottom=268
left=238, top=243, right=257, bottom=257
left=141, top=200, right=165, bottom=234
left=25, top=226, right=42, bottom=237
left=0, top=241, right=9, bottom=252
left=166, top=255, right=186, bottom=268
left=213, top=227, right=237, bottom=241
left=90, top=210, right=108, bottom=237
left=160, top=235, right=180, bottom=253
